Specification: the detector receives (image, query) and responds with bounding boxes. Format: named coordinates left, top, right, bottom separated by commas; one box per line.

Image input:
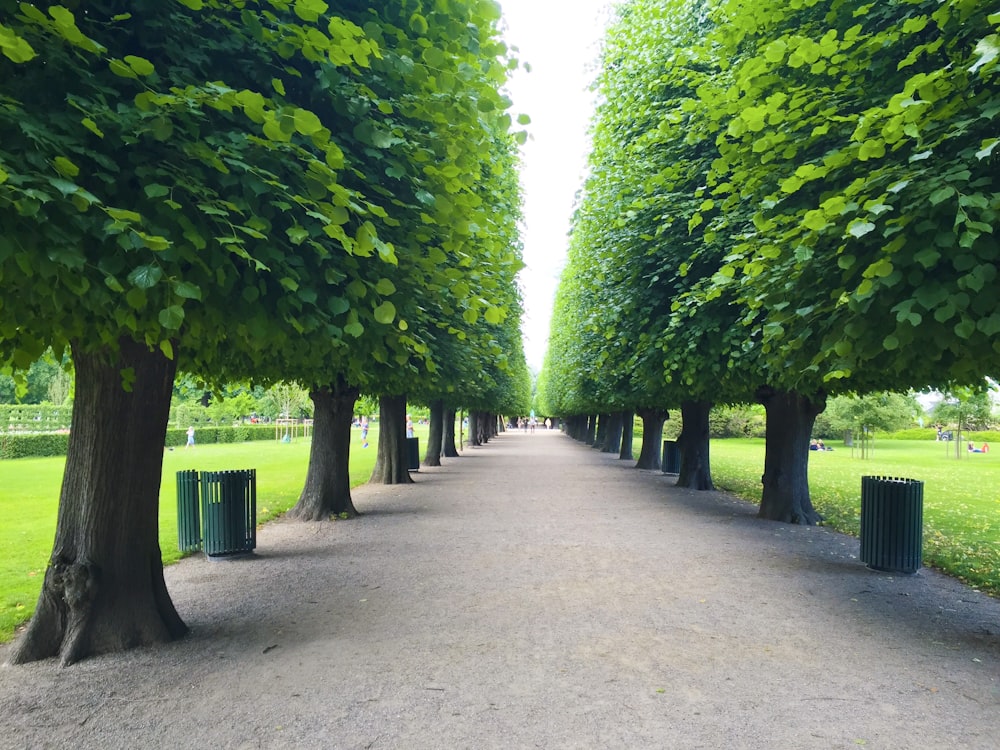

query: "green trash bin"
left=176, top=470, right=201, bottom=552
left=860, top=475, right=923, bottom=574
left=407, top=437, right=420, bottom=471
left=200, top=469, right=257, bottom=558
left=662, top=440, right=680, bottom=475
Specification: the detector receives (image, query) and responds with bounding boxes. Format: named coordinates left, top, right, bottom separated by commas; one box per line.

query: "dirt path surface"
left=2, top=430, right=999, bottom=749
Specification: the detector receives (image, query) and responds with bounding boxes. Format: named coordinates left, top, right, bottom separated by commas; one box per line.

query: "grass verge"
left=706, top=438, right=1000, bottom=595
left=0, top=424, right=404, bottom=643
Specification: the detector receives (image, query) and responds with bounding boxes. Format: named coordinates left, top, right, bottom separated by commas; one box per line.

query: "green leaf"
left=954, top=318, right=976, bottom=339
left=373, top=301, right=396, bottom=325
left=109, top=59, right=137, bottom=79
left=287, top=226, right=309, bottom=245
left=144, top=184, right=170, bottom=198
left=929, top=186, right=955, bottom=205
left=328, top=297, right=350, bottom=315
left=969, top=35, right=1000, bottom=74
left=128, top=265, right=163, bottom=289
left=294, top=0, right=329, bottom=23
left=106, top=207, right=142, bottom=223
left=0, top=23, right=37, bottom=62
left=847, top=221, right=876, bottom=238
left=374, top=278, right=396, bottom=295
left=81, top=117, right=104, bottom=137
left=125, top=287, right=146, bottom=310
left=158, top=305, right=185, bottom=330
left=173, top=281, right=202, bottom=300
left=294, top=108, right=323, bottom=136
left=124, top=55, right=155, bottom=76
left=53, top=156, right=79, bottom=177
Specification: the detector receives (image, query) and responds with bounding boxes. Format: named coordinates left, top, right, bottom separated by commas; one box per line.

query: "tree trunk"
left=676, top=400, right=714, bottom=490
left=423, top=399, right=444, bottom=467
left=635, top=407, right=667, bottom=470
left=442, top=407, right=459, bottom=457
left=8, top=338, right=187, bottom=666
left=757, top=388, right=826, bottom=524
left=287, top=380, right=358, bottom=520
left=619, top=410, right=634, bottom=460
left=369, top=394, right=413, bottom=485
left=468, top=410, right=481, bottom=446
left=584, top=414, right=597, bottom=444
left=602, top=411, right=623, bottom=453
left=593, top=413, right=609, bottom=449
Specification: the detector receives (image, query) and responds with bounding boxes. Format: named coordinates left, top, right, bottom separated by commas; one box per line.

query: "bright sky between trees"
left=500, top=0, right=612, bottom=371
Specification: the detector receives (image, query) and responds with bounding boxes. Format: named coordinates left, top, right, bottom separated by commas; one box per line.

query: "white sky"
left=499, top=0, right=612, bottom=370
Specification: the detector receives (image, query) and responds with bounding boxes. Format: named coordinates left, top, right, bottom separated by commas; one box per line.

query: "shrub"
left=709, top=404, right=766, bottom=438
left=4, top=423, right=278, bottom=460
left=0, top=433, right=71, bottom=459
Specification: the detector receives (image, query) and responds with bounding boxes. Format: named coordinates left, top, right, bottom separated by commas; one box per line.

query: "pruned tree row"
left=1, top=1, right=529, bottom=665
left=539, top=0, right=999, bottom=520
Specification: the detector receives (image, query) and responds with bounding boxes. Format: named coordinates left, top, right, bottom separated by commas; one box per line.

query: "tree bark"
left=423, top=399, right=444, bottom=467
left=584, top=414, right=597, bottom=445
left=757, top=387, right=826, bottom=524
left=8, top=338, right=187, bottom=666
left=619, top=410, right=634, bottom=460
left=468, top=410, right=482, bottom=446
left=369, top=394, right=413, bottom=485
left=287, top=380, right=358, bottom=520
left=635, top=407, right=667, bottom=470
left=676, top=400, right=715, bottom=490
left=602, top=411, right=623, bottom=453
left=442, top=407, right=459, bottom=457
left=593, top=412, right=609, bottom=449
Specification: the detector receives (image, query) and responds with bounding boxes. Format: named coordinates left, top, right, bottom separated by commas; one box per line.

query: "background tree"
left=815, top=391, right=921, bottom=440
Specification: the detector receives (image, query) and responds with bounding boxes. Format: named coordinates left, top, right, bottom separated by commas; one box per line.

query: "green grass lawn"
left=0, top=423, right=417, bottom=643
left=703, top=438, right=1000, bottom=594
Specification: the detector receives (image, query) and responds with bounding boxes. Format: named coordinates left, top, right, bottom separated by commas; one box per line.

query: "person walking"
left=185, top=425, right=195, bottom=449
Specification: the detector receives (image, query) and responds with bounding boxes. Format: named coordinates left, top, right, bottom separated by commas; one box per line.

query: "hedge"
left=887, top=428, right=1000, bottom=443
left=1, top=423, right=279, bottom=460
left=0, top=404, right=72, bottom=434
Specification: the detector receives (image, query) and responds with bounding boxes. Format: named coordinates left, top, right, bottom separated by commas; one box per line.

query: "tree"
left=932, top=385, right=996, bottom=454
left=816, top=391, right=921, bottom=440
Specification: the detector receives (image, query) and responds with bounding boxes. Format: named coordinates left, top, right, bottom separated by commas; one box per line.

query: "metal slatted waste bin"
left=662, top=440, right=680, bottom=475
left=176, top=470, right=201, bottom=553
left=860, top=475, right=923, bottom=574
left=407, top=437, right=420, bottom=470
left=200, top=469, right=257, bottom=558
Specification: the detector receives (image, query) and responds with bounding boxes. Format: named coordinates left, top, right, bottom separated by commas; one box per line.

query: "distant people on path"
left=529, top=417, right=537, bottom=433
left=186, top=426, right=195, bottom=449
left=544, top=418, right=552, bottom=430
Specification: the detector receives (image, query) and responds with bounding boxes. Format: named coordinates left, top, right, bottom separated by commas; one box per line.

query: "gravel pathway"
left=1, top=429, right=998, bottom=749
